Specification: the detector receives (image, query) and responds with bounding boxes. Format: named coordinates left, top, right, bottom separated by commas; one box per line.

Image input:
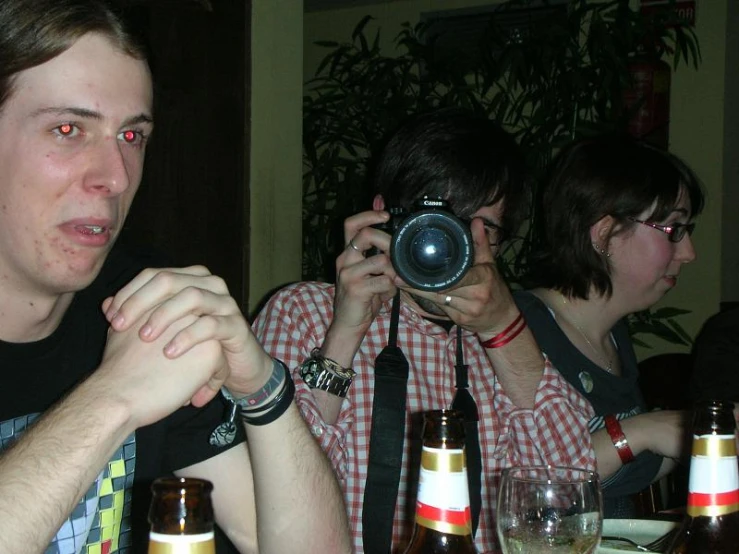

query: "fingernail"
left=164, top=342, right=178, bottom=357
left=106, top=309, right=117, bottom=321
left=112, top=314, right=125, bottom=329
left=140, top=325, right=152, bottom=338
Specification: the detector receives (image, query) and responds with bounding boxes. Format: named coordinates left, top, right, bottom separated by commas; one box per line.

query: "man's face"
left=0, top=33, right=153, bottom=296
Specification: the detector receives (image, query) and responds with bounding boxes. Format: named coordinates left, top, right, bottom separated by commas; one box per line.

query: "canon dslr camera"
left=375, top=196, right=473, bottom=292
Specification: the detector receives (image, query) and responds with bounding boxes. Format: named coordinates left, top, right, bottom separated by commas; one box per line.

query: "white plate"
left=597, top=519, right=678, bottom=553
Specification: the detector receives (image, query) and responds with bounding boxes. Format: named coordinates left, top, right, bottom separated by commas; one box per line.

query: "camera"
left=374, top=196, right=473, bottom=292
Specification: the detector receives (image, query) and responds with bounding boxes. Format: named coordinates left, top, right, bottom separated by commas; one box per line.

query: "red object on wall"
left=640, top=0, right=696, bottom=27
left=623, top=57, right=671, bottom=149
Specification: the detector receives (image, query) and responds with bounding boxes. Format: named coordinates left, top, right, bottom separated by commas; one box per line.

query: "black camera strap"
left=450, top=325, right=482, bottom=537
left=363, top=295, right=482, bottom=554
left=363, top=291, right=409, bottom=554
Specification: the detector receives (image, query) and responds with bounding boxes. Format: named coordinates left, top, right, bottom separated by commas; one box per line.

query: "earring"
left=592, top=242, right=611, bottom=258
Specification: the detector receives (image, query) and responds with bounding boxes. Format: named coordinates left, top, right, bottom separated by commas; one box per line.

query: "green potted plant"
left=302, top=0, right=699, bottom=347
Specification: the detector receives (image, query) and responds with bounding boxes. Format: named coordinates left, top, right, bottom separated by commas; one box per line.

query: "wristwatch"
left=299, top=349, right=356, bottom=398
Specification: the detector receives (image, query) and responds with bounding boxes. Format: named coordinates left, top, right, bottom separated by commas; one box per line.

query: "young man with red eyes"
left=0, top=1, right=350, bottom=553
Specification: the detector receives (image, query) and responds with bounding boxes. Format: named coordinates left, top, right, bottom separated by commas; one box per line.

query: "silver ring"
left=444, top=295, right=452, bottom=307
left=347, top=237, right=361, bottom=252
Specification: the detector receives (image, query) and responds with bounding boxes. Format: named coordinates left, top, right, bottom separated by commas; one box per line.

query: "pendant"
left=579, top=371, right=594, bottom=393
left=209, top=402, right=239, bottom=446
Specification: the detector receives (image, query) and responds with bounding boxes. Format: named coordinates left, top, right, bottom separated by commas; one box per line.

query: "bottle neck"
left=148, top=531, right=215, bottom=554
left=148, top=477, right=215, bottom=553
left=414, top=445, right=473, bottom=536
left=687, top=433, right=739, bottom=517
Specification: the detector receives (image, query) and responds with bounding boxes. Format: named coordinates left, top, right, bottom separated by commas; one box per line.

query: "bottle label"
left=414, top=446, right=472, bottom=536
left=687, top=434, right=739, bottom=517
left=148, top=532, right=215, bottom=554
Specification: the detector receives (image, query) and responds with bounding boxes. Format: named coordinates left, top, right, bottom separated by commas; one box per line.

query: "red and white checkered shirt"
left=253, top=281, right=596, bottom=554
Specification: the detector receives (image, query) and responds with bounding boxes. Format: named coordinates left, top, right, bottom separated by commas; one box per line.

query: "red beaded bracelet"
left=604, top=414, right=635, bottom=465
left=480, top=313, right=526, bottom=349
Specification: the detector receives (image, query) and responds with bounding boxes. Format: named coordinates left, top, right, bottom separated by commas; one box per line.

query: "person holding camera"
left=253, top=108, right=596, bottom=553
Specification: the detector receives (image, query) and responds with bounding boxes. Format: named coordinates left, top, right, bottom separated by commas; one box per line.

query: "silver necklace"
left=558, top=293, right=613, bottom=373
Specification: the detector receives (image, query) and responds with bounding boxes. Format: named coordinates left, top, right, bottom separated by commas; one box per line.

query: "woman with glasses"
left=514, top=134, right=704, bottom=518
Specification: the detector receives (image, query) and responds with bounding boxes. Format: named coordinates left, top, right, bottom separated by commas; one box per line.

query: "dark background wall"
left=119, top=0, right=250, bottom=308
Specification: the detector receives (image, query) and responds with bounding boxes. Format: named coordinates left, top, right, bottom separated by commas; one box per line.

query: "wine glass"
left=496, top=466, right=603, bottom=554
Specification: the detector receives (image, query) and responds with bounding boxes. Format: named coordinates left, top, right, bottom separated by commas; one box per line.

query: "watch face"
left=299, top=356, right=352, bottom=397
left=300, top=359, right=321, bottom=384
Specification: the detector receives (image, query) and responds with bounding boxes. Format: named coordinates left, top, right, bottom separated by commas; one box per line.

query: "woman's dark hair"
left=0, top=0, right=146, bottom=113
left=369, top=107, right=531, bottom=236
left=525, top=133, right=705, bottom=298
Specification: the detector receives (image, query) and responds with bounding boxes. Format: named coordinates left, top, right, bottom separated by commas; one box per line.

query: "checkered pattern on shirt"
left=0, top=414, right=134, bottom=554
left=253, top=281, right=596, bottom=554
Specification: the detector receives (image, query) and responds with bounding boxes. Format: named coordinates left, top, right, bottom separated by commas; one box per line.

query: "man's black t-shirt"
left=0, top=245, right=244, bottom=553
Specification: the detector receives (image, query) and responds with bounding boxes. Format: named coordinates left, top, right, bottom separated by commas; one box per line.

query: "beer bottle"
left=148, top=477, right=216, bottom=554
left=403, top=409, right=477, bottom=554
left=666, top=399, right=739, bottom=553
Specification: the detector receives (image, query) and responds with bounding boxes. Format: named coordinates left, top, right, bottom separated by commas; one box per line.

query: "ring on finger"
left=347, top=237, right=362, bottom=253
left=444, top=295, right=452, bottom=307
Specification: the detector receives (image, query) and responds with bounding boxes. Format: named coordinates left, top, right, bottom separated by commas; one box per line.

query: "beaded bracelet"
left=480, top=313, right=526, bottom=349
left=604, top=414, right=635, bottom=464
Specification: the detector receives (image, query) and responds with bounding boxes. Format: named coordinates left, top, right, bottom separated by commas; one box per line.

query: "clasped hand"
left=99, top=265, right=272, bottom=427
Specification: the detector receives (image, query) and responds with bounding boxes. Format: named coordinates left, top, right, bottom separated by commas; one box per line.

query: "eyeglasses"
left=628, top=217, right=695, bottom=243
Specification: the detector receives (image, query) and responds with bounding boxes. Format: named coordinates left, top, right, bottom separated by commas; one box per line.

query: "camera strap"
left=363, top=291, right=409, bottom=554
left=450, top=325, right=482, bottom=537
left=363, top=295, right=483, bottom=554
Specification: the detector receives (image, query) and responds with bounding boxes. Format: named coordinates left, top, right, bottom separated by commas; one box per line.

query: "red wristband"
left=604, top=414, right=635, bottom=465
left=480, top=313, right=526, bottom=349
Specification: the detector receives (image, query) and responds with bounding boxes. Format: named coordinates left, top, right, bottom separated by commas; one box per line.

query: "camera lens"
left=391, top=211, right=473, bottom=291
left=408, top=227, right=453, bottom=272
